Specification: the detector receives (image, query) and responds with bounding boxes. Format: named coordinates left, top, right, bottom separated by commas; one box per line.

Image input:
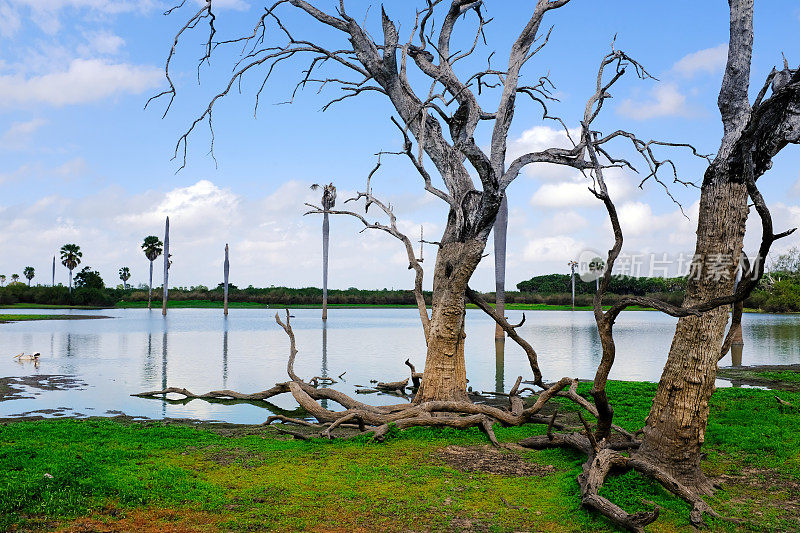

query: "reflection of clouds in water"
left=0, top=308, right=798, bottom=423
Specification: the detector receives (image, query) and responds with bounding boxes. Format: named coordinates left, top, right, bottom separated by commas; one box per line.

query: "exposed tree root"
left=132, top=309, right=717, bottom=529
left=520, top=432, right=719, bottom=532
left=133, top=311, right=589, bottom=444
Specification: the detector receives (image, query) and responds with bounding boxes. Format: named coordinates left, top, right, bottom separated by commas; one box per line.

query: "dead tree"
left=636, top=0, right=800, bottom=494
left=516, top=42, right=794, bottom=530
left=310, top=183, right=336, bottom=320
left=148, top=0, right=635, bottom=404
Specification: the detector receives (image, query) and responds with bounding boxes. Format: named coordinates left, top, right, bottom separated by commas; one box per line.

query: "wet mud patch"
left=204, top=446, right=264, bottom=468
left=437, top=445, right=556, bottom=477
left=56, top=508, right=222, bottom=533
left=0, top=374, right=88, bottom=402
left=717, top=364, right=800, bottom=391
left=714, top=467, right=800, bottom=526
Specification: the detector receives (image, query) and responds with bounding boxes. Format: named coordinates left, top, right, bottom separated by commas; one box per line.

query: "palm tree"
left=141, top=236, right=163, bottom=309
left=311, top=183, right=336, bottom=320
left=119, top=267, right=131, bottom=289
left=23, top=266, right=35, bottom=286
left=60, top=244, right=82, bottom=293
left=0, top=274, right=5, bottom=286
left=10, top=274, right=20, bottom=284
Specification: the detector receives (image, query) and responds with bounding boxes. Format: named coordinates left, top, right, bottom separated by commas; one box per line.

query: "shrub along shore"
left=0, top=381, right=798, bottom=532
left=0, top=281, right=798, bottom=313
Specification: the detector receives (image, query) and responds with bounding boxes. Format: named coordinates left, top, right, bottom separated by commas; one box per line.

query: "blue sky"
left=1, top=0, right=799, bottom=291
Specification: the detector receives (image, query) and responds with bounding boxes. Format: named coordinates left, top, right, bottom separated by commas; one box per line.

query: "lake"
left=2, top=308, right=799, bottom=424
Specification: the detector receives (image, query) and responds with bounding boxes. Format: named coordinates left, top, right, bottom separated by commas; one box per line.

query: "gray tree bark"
left=493, top=196, right=508, bottom=339
left=637, top=0, right=800, bottom=492
left=322, top=211, right=329, bottom=320
left=148, top=261, right=154, bottom=310
left=224, top=243, right=230, bottom=316
left=162, top=216, right=170, bottom=317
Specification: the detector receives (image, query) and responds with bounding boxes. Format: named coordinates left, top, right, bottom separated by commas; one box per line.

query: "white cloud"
left=0, top=117, right=46, bottom=150
left=790, top=174, right=800, bottom=197
left=119, top=180, right=241, bottom=234
left=618, top=83, right=690, bottom=120
left=198, top=0, right=248, bottom=10
left=0, top=0, right=243, bottom=36
left=55, top=157, right=88, bottom=177
left=523, top=235, right=585, bottom=263
left=506, top=125, right=582, bottom=180
left=0, top=2, right=22, bottom=37
left=80, top=31, right=125, bottom=55
left=0, top=58, right=161, bottom=108
left=529, top=169, right=634, bottom=208
left=672, top=44, right=728, bottom=78
left=617, top=201, right=655, bottom=237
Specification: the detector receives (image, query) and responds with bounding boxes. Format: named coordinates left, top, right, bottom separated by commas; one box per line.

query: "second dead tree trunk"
left=636, top=178, right=748, bottom=493
left=637, top=0, right=800, bottom=493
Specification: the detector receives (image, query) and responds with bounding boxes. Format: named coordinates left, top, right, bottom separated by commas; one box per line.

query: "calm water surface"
left=2, top=308, right=799, bottom=423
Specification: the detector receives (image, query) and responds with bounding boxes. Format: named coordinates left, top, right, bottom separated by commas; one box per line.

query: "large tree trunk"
left=493, top=197, right=508, bottom=339
left=148, top=261, right=153, bottom=310
left=413, top=239, right=485, bottom=404
left=636, top=175, right=748, bottom=493
left=322, top=211, right=329, bottom=320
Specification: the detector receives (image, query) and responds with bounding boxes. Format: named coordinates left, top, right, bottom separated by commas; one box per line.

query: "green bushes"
left=516, top=273, right=686, bottom=296
left=1, top=276, right=796, bottom=312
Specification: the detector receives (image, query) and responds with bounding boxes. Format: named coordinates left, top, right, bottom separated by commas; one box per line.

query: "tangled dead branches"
left=133, top=308, right=724, bottom=531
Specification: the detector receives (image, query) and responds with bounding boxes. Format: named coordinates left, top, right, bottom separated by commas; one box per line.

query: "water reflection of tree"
left=161, top=330, right=168, bottom=417
left=222, top=318, right=229, bottom=388
left=494, top=339, right=504, bottom=393
left=320, top=321, right=329, bottom=410
left=143, top=332, right=156, bottom=382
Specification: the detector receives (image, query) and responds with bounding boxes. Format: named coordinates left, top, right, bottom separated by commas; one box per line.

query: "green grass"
left=753, top=370, right=800, bottom=383
left=0, top=303, right=105, bottom=310
left=112, top=299, right=655, bottom=311
left=1, top=382, right=798, bottom=531
left=0, top=314, right=107, bottom=323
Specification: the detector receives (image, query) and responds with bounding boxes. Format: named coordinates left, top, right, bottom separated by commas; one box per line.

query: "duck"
left=14, top=352, right=40, bottom=361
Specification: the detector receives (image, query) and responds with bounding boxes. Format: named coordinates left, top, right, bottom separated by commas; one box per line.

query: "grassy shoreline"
left=4, top=299, right=781, bottom=314
left=0, top=314, right=111, bottom=323
left=0, top=381, right=798, bottom=532
left=4, top=299, right=656, bottom=312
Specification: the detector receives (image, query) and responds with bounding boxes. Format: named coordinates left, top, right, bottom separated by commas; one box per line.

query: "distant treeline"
left=0, top=273, right=797, bottom=312
left=517, top=273, right=686, bottom=296
left=516, top=272, right=800, bottom=313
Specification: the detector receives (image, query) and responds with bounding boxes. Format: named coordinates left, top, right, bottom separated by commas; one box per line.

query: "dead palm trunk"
left=322, top=210, right=329, bottom=320
left=493, top=196, right=508, bottom=339
left=148, top=261, right=154, bottom=309
left=312, top=183, right=336, bottom=320
left=162, top=217, right=170, bottom=317
left=51, top=256, right=55, bottom=286
left=224, top=243, right=230, bottom=316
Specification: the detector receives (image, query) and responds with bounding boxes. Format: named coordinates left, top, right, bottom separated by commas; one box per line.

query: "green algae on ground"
left=0, top=382, right=798, bottom=532
left=717, top=365, right=800, bottom=391
left=0, top=314, right=111, bottom=323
